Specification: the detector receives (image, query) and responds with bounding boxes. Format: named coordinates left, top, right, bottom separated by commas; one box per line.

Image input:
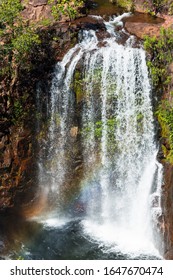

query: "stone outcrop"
left=125, top=14, right=173, bottom=39
left=125, top=21, right=161, bottom=38
left=21, top=0, right=52, bottom=22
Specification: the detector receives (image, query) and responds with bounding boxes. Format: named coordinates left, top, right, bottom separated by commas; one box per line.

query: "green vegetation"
left=0, top=0, right=41, bottom=74
left=12, top=92, right=30, bottom=124
left=144, top=27, right=173, bottom=163
left=73, top=66, right=103, bottom=103
left=156, top=101, right=173, bottom=163
left=73, top=70, right=84, bottom=103
left=12, top=100, right=24, bottom=122
left=12, top=28, right=40, bottom=61
left=82, top=118, right=118, bottom=155
left=0, top=0, right=22, bottom=24
left=48, top=0, right=84, bottom=21
left=0, top=0, right=42, bottom=124
left=94, top=119, right=117, bottom=140
left=144, top=27, right=173, bottom=87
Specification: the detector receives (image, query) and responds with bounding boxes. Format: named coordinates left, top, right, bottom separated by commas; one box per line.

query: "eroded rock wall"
left=0, top=122, right=36, bottom=209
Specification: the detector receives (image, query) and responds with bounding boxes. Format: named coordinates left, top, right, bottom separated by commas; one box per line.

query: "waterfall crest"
left=37, top=14, right=163, bottom=258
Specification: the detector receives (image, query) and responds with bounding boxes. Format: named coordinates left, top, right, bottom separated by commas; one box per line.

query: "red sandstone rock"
left=0, top=124, right=35, bottom=209
left=21, top=4, right=52, bottom=22
left=125, top=21, right=161, bottom=39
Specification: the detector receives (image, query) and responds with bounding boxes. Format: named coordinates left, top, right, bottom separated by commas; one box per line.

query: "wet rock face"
left=0, top=123, right=37, bottom=209
left=161, top=163, right=173, bottom=259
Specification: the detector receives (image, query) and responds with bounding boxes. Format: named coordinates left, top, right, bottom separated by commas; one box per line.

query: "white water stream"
left=37, top=14, right=163, bottom=258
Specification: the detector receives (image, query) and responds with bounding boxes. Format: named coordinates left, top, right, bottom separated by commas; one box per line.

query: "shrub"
left=48, top=0, right=84, bottom=21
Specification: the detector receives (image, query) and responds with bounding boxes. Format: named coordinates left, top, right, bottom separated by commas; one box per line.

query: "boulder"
left=125, top=21, right=161, bottom=39
left=21, top=0, right=52, bottom=22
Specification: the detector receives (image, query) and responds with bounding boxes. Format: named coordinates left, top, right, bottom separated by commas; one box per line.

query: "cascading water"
left=36, top=14, right=163, bottom=259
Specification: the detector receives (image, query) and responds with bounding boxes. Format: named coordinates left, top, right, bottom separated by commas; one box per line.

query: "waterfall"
left=37, top=14, right=163, bottom=258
